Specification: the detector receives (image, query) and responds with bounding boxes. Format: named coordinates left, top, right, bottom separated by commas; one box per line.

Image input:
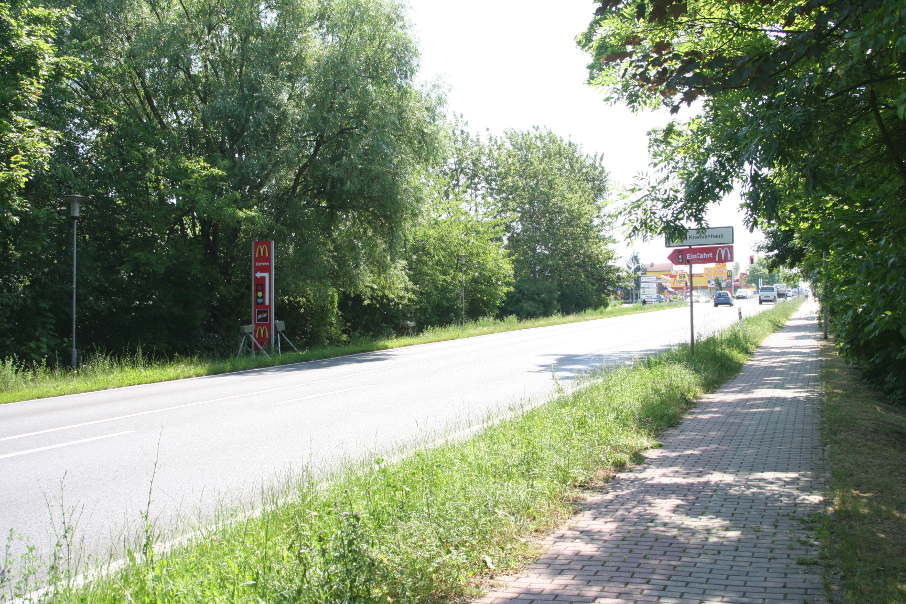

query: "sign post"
left=689, top=261, right=694, bottom=355
left=252, top=240, right=275, bottom=352
left=667, top=227, right=735, bottom=356
left=639, top=274, right=658, bottom=304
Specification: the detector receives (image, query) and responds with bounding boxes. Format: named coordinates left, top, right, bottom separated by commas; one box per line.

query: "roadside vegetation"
left=1, top=300, right=801, bottom=602
left=582, top=0, right=906, bottom=400
left=0, top=301, right=683, bottom=404
left=3, top=0, right=629, bottom=378
left=819, top=340, right=906, bottom=602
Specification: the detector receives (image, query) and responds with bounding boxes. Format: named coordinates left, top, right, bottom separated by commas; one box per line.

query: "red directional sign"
left=668, top=245, right=734, bottom=265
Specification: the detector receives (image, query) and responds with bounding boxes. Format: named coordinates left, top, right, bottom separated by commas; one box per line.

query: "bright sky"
left=405, top=0, right=763, bottom=272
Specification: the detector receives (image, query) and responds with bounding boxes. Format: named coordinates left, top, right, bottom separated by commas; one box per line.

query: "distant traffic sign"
left=666, top=226, right=734, bottom=247
left=668, top=245, right=735, bottom=265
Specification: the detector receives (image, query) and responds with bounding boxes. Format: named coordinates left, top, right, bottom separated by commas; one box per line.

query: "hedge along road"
left=0, top=299, right=769, bottom=577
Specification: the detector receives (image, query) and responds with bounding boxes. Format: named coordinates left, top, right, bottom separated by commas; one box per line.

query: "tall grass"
left=0, top=302, right=683, bottom=405
left=4, top=299, right=802, bottom=603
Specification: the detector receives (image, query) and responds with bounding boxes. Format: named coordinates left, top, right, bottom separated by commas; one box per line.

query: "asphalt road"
left=1, top=299, right=768, bottom=577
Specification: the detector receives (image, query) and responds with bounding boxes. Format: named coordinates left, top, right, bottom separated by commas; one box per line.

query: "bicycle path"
left=475, top=302, right=827, bottom=604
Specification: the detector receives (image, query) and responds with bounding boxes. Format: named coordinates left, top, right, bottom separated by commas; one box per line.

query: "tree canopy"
left=1, top=0, right=626, bottom=363
left=581, top=0, right=906, bottom=399
left=487, top=129, right=619, bottom=317
left=3, top=0, right=442, bottom=356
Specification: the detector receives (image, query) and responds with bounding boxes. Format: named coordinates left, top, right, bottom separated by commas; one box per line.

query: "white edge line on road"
left=1, top=385, right=369, bottom=443
left=0, top=384, right=291, bottom=442
left=0, top=431, right=134, bottom=461
left=274, top=386, right=365, bottom=406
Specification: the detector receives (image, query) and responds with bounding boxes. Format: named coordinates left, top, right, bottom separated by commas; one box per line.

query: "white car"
left=758, top=286, right=777, bottom=304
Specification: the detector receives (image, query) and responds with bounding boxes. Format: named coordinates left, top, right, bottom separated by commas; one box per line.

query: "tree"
left=403, top=197, right=513, bottom=327
left=625, top=250, right=643, bottom=301
left=487, top=128, right=620, bottom=317
left=745, top=258, right=798, bottom=290
left=6, top=0, right=440, bottom=357
left=0, top=0, right=80, bottom=359
left=581, top=0, right=906, bottom=399
left=0, top=0, right=72, bottom=203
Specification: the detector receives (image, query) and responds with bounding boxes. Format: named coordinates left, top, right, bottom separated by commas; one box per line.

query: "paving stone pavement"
left=475, top=302, right=827, bottom=604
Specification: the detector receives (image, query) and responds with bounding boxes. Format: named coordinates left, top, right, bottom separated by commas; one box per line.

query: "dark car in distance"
left=713, top=291, right=734, bottom=307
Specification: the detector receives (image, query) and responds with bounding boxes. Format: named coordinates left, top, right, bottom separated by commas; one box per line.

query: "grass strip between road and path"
left=0, top=302, right=684, bottom=405
left=818, top=340, right=906, bottom=602
left=5, top=300, right=801, bottom=603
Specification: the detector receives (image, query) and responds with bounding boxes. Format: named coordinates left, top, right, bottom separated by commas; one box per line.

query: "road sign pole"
left=688, top=258, right=694, bottom=355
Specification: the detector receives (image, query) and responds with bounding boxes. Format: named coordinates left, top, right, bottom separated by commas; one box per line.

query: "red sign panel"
left=668, top=245, right=734, bottom=265
left=252, top=240, right=274, bottom=351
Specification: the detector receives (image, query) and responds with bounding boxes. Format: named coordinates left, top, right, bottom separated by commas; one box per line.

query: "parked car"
left=758, top=286, right=777, bottom=304
left=713, top=291, right=734, bottom=307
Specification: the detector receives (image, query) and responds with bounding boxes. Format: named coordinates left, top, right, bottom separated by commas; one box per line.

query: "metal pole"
left=823, top=252, right=829, bottom=339
left=71, top=217, right=78, bottom=368
left=458, top=253, right=465, bottom=325
left=461, top=272, right=465, bottom=325
left=688, top=259, right=694, bottom=355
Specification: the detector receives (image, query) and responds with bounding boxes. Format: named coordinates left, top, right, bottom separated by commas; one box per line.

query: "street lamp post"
left=457, top=253, right=465, bottom=325
left=64, top=195, right=89, bottom=369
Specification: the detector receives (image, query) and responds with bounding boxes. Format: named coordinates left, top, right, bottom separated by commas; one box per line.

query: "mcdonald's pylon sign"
left=252, top=240, right=275, bottom=350
left=667, top=245, right=734, bottom=266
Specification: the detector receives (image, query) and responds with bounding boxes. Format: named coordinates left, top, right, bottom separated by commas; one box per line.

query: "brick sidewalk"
left=475, top=303, right=827, bottom=604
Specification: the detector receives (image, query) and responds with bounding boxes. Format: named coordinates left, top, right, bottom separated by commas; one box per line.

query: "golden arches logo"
left=716, top=247, right=732, bottom=262
left=255, top=326, right=269, bottom=339
left=255, top=243, right=270, bottom=258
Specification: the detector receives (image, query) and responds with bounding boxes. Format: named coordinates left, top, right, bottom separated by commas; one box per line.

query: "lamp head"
left=64, top=194, right=89, bottom=219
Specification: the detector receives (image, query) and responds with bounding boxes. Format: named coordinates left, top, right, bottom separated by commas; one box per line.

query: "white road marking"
left=0, top=431, right=134, bottom=461
left=0, top=382, right=305, bottom=442
left=274, top=386, right=365, bottom=407
left=1, top=384, right=370, bottom=443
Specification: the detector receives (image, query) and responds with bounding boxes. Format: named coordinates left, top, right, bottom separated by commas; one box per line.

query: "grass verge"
left=0, top=302, right=683, bottom=405
left=4, top=300, right=801, bottom=603
left=819, top=340, right=906, bottom=602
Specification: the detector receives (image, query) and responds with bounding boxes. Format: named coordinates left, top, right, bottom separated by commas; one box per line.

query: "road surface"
left=1, top=299, right=768, bottom=579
